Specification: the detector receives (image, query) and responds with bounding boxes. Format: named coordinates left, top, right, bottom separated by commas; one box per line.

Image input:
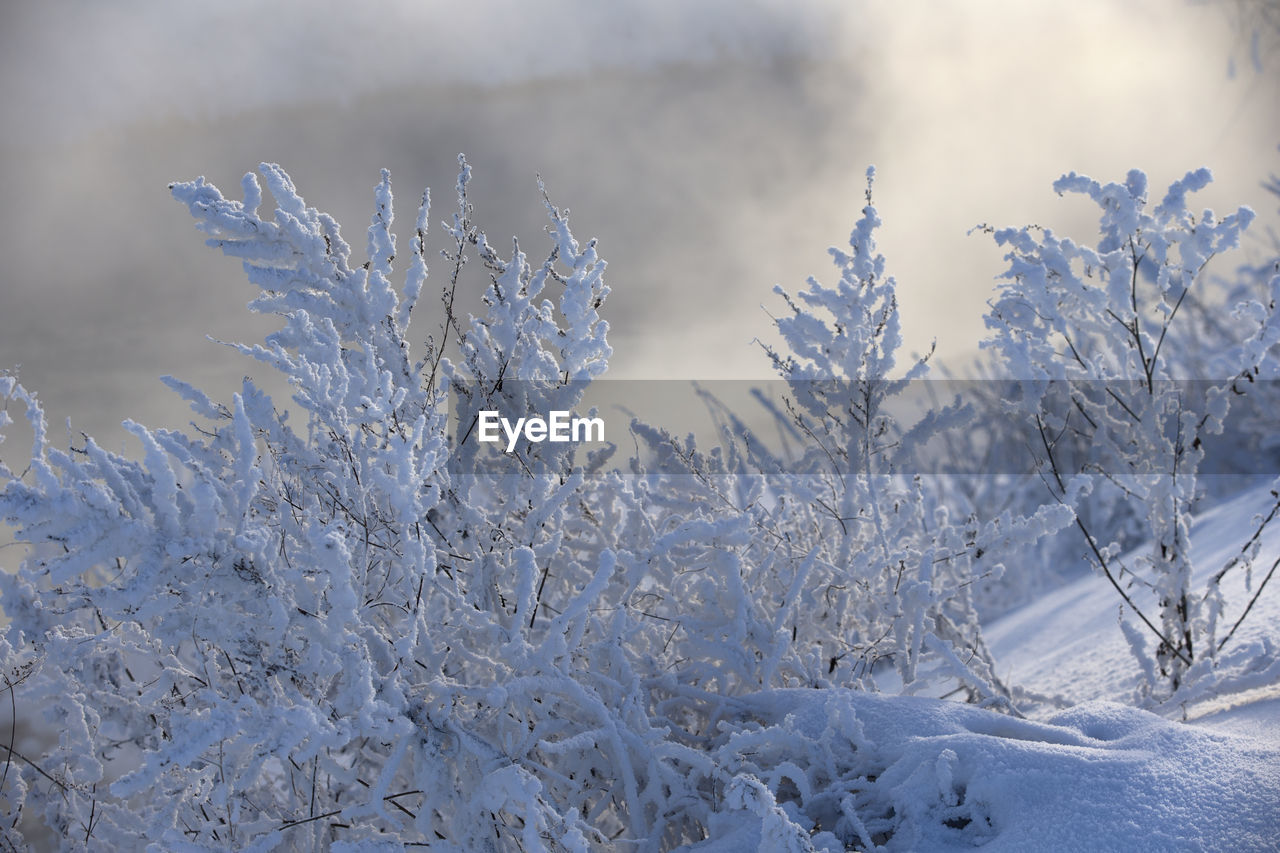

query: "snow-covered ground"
left=684, top=483, right=1280, bottom=851
left=978, top=482, right=1280, bottom=849
left=988, top=482, right=1280, bottom=715
left=777, top=482, right=1280, bottom=851
left=690, top=690, right=1280, bottom=851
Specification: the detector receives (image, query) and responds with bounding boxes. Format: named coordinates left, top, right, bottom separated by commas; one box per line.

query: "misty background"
left=1, top=0, right=1277, bottom=459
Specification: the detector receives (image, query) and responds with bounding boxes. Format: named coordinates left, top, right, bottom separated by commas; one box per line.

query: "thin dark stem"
left=1213, top=491, right=1280, bottom=584
left=1104, top=386, right=1142, bottom=424
left=1217, top=555, right=1280, bottom=653
left=0, top=677, right=14, bottom=797
left=279, top=790, right=423, bottom=831
left=530, top=562, right=551, bottom=629
left=0, top=743, right=69, bottom=795
left=1129, top=242, right=1155, bottom=393
left=1150, top=255, right=1212, bottom=372
left=83, top=791, right=98, bottom=846
left=426, top=211, right=471, bottom=394
left=1072, top=514, right=1191, bottom=666
left=1036, top=415, right=1191, bottom=666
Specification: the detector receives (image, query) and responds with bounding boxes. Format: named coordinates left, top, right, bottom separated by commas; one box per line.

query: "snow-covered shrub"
left=756, top=169, right=988, bottom=694
left=623, top=170, right=1071, bottom=713
left=756, top=172, right=1069, bottom=701
left=0, top=158, right=686, bottom=850
left=5, top=154, right=1273, bottom=849
left=984, top=167, right=1280, bottom=693
left=4, top=155, right=1053, bottom=851
left=916, top=358, right=1149, bottom=621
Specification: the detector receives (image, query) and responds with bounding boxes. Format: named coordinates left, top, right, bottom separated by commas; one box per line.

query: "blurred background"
left=1, top=0, right=1277, bottom=456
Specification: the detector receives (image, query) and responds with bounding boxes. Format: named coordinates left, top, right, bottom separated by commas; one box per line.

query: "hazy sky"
left=1, top=0, right=1277, bottom=456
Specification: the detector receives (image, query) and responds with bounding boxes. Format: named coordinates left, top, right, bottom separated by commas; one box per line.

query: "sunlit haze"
left=2, top=0, right=1276, bottom=451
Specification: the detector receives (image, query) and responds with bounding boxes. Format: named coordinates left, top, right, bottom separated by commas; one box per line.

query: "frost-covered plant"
left=11, top=153, right=1271, bottom=850
left=919, top=358, right=1149, bottom=621
left=0, top=158, right=695, bottom=850
left=623, top=169, right=1070, bottom=716
left=984, top=168, right=1280, bottom=693
left=0, top=157, right=1025, bottom=851
left=754, top=170, right=1071, bottom=704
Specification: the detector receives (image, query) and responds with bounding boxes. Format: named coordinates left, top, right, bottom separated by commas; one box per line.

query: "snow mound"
left=686, top=689, right=1280, bottom=852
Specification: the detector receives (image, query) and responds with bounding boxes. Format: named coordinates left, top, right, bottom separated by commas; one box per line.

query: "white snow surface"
left=694, top=483, right=1280, bottom=851
left=988, top=483, right=1280, bottom=716
left=691, top=691, right=1280, bottom=852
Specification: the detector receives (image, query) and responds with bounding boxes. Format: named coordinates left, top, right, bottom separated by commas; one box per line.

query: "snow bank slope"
left=685, top=690, right=1280, bottom=852
left=685, top=485, right=1280, bottom=851
left=987, top=482, right=1280, bottom=714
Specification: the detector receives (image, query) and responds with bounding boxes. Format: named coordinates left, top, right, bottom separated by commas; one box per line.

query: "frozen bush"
left=984, top=167, right=1280, bottom=694
left=4, top=156, right=1272, bottom=850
